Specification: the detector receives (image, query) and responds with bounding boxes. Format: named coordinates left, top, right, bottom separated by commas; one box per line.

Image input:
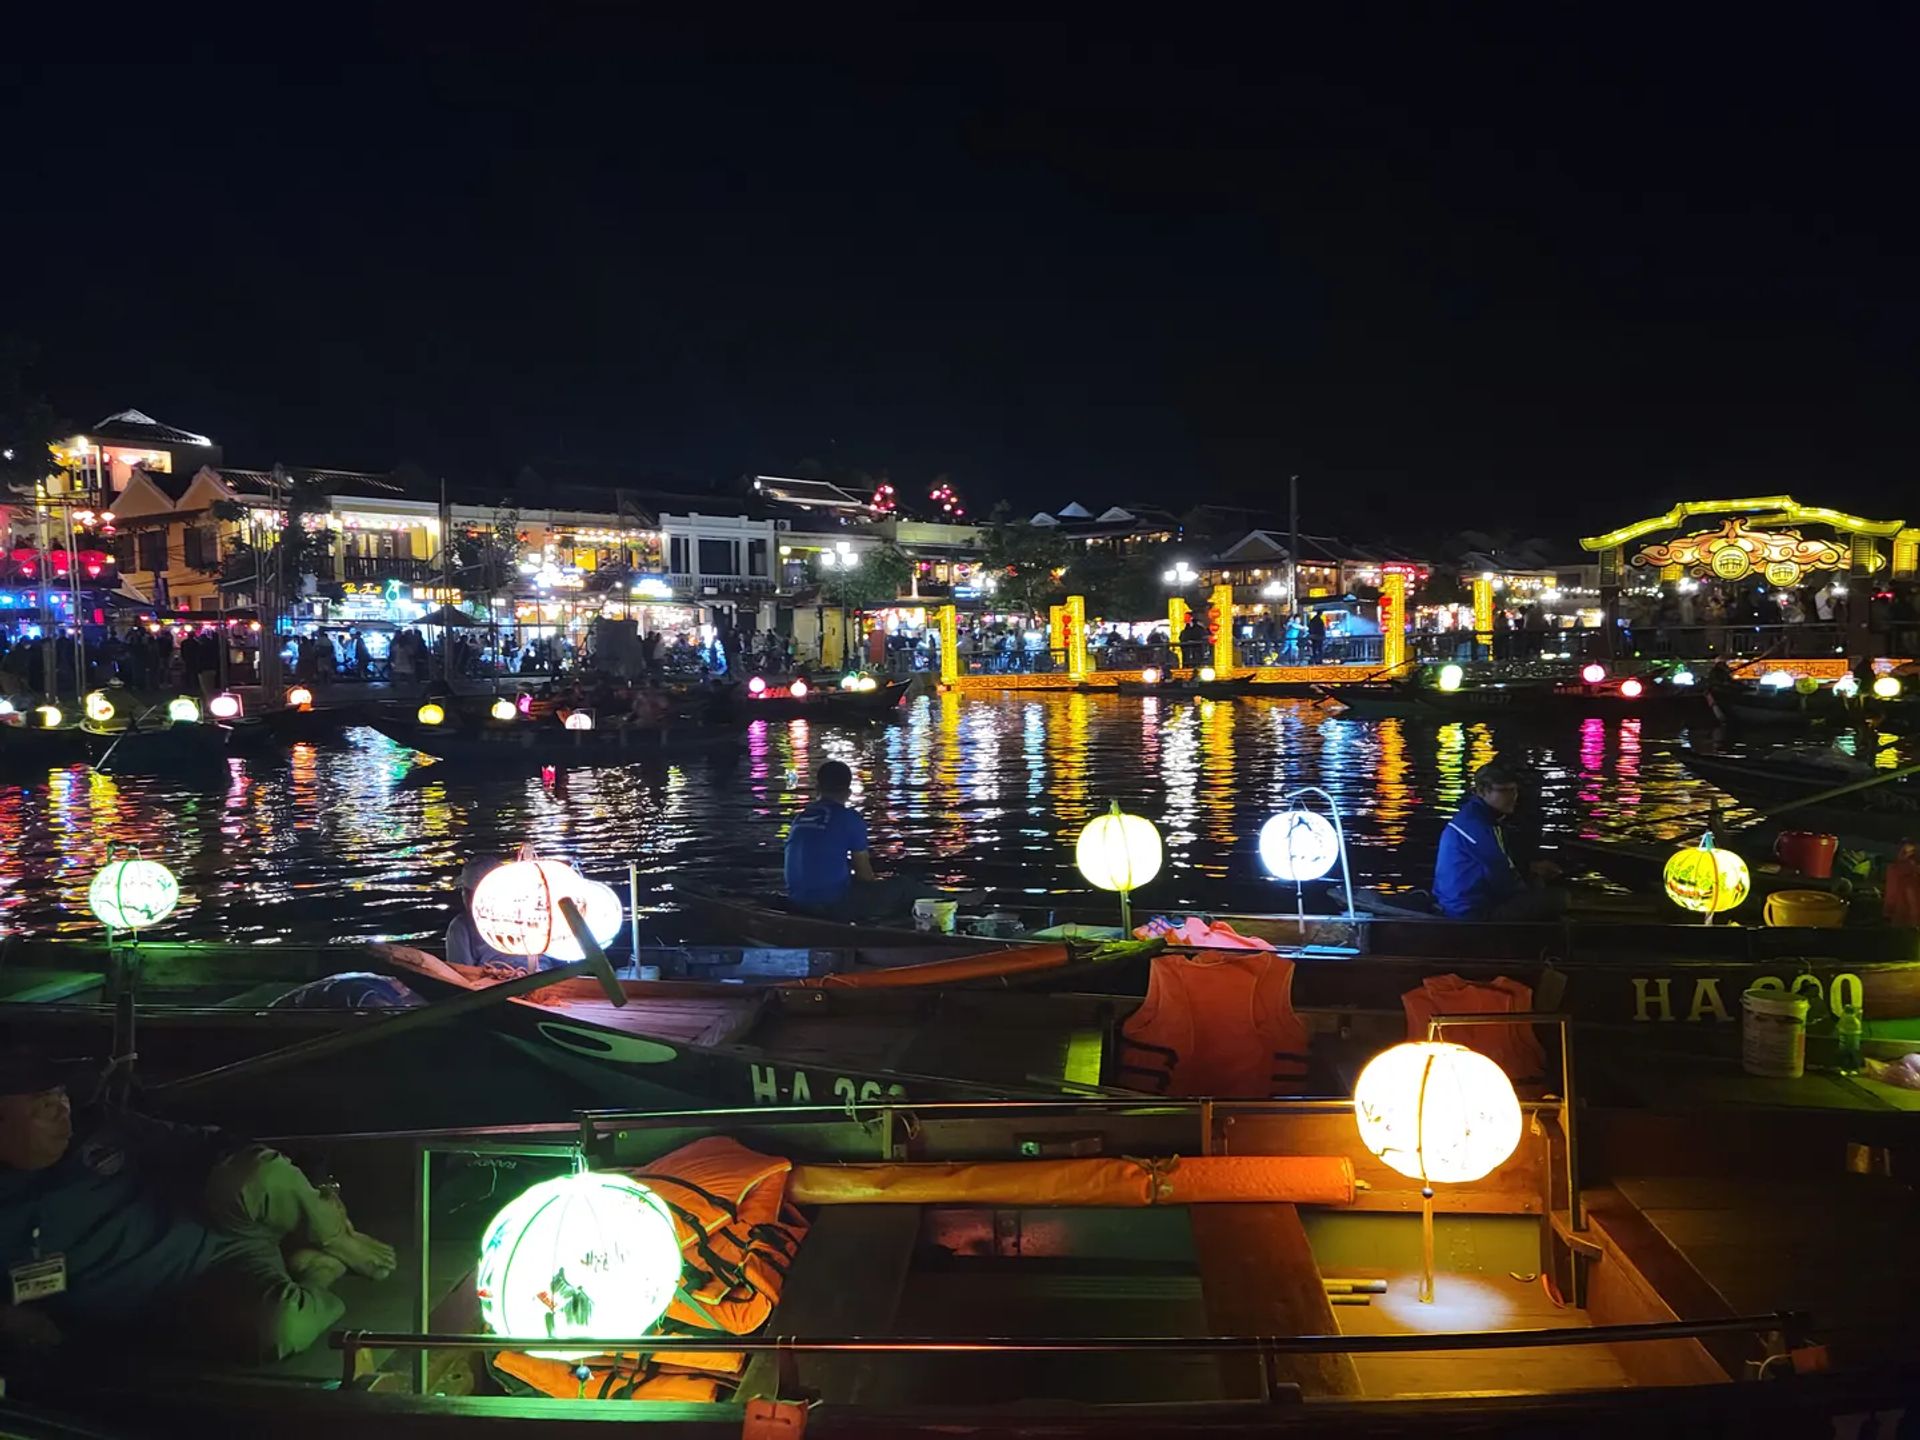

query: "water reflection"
left=0, top=696, right=1840, bottom=941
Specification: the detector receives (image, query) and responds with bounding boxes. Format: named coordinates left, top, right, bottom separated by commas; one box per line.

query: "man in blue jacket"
left=1434, top=762, right=1566, bottom=920
left=784, top=761, right=936, bottom=921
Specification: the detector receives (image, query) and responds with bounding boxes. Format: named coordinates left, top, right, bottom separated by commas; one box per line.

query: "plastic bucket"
left=1742, top=987, right=1809, bottom=1078
left=912, top=898, right=958, bottom=934
left=1762, top=889, right=1848, bottom=928
left=1773, top=831, right=1838, bottom=879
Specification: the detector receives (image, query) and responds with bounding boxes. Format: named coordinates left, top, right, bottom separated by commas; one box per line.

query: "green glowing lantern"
left=89, top=857, right=180, bottom=931
left=167, top=697, right=201, bottom=724
left=476, top=1171, right=683, bottom=1359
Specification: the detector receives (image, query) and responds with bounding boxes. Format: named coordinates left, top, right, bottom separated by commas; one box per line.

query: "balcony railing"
left=343, top=555, right=436, bottom=583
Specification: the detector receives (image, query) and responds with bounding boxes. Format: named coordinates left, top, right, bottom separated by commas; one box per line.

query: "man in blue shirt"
left=1434, top=762, right=1566, bottom=921
left=785, top=761, right=935, bottom=922
left=0, top=1055, right=395, bottom=1363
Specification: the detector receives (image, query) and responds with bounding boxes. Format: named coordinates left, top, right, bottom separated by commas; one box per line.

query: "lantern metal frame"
left=1263, top=785, right=1358, bottom=925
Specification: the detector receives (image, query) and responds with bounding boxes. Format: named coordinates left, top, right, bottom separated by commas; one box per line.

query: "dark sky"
left=6, top=13, right=1919, bottom=541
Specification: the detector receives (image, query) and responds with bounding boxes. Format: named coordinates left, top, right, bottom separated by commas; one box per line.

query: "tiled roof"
left=89, top=410, right=214, bottom=447
left=216, top=468, right=411, bottom=500
left=751, top=475, right=871, bottom=512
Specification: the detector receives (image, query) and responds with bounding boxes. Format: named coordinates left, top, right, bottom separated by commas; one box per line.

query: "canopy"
left=417, top=604, right=487, bottom=628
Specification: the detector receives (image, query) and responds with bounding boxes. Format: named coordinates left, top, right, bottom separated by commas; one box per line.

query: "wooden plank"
left=0, top=968, right=105, bottom=1003
left=1190, top=1203, right=1363, bottom=1399
left=1581, top=1190, right=1733, bottom=1386
left=738, top=1203, right=922, bottom=1404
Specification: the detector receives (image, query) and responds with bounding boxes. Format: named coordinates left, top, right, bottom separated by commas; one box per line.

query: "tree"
left=1068, top=541, right=1181, bottom=623
left=980, top=507, right=1072, bottom=619
left=818, top=542, right=912, bottom=612
left=453, top=504, right=522, bottom=597
left=0, top=341, right=64, bottom=499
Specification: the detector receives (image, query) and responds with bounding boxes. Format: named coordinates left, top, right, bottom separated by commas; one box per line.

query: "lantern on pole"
left=490, top=698, right=518, bottom=721
left=1353, top=1041, right=1522, bottom=1302
left=1436, top=664, right=1464, bottom=692
left=89, top=853, right=180, bottom=932
left=470, top=850, right=624, bottom=961
left=167, top=697, right=202, bottom=724
left=1075, top=803, right=1163, bottom=933
left=563, top=711, right=594, bottom=731
left=209, top=693, right=242, bottom=720
left=1873, top=674, right=1902, bottom=700
left=1662, top=833, right=1750, bottom=925
left=83, top=690, right=117, bottom=724
left=476, top=1171, right=683, bottom=1360
left=1257, top=786, right=1358, bottom=925
left=418, top=702, right=447, bottom=726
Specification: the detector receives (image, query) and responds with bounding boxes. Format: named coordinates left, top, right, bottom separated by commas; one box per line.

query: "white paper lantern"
left=471, top=858, right=623, bottom=960
left=1353, top=1041, right=1522, bottom=1185
left=490, top=698, right=518, bottom=721
left=1436, top=664, right=1464, bottom=692
left=167, top=697, right=202, bottom=724
left=89, top=858, right=180, bottom=930
left=1259, top=809, right=1339, bottom=882
left=564, top=711, right=594, bottom=731
left=1140, top=667, right=1161, bottom=685
left=476, top=1171, right=682, bottom=1360
left=1075, top=806, right=1163, bottom=893
left=209, top=693, right=242, bottom=719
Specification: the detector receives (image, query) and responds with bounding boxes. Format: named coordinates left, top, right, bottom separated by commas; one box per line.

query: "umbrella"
left=417, top=604, right=487, bottom=628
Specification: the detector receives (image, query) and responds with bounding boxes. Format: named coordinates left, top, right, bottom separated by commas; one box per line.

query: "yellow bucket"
left=1762, top=889, right=1848, bottom=928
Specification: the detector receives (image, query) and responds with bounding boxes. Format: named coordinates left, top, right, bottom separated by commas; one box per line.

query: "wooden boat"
left=258, top=704, right=367, bottom=742
left=1115, top=675, right=1255, bottom=699
left=1557, top=833, right=1853, bottom=907
left=364, top=710, right=748, bottom=767
left=0, top=716, right=91, bottom=768
left=728, top=678, right=912, bottom=721
left=1316, top=681, right=1546, bottom=719
left=1533, top=680, right=1712, bottom=720
left=6, top=1093, right=1917, bottom=1435
left=1677, top=749, right=1920, bottom=841
left=1707, top=682, right=1848, bottom=729
left=92, top=717, right=270, bottom=773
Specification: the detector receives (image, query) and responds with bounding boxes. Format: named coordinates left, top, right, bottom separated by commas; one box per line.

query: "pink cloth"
left=1133, top=916, right=1277, bottom=951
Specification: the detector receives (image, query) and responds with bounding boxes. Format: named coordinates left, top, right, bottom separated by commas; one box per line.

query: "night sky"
left=6, top=14, right=1918, bottom=541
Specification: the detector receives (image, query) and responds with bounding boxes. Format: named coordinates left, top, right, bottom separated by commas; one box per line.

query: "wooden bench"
left=1191, top=1203, right=1363, bottom=1400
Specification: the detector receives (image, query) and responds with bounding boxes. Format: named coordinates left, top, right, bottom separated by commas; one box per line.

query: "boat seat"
left=1190, top=1203, right=1363, bottom=1399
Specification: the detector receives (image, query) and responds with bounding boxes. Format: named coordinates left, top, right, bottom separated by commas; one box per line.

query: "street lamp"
left=1162, top=560, right=1197, bottom=587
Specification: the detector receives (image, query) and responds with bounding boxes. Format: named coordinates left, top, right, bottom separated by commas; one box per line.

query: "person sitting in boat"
left=0, top=1052, right=395, bottom=1364
left=1433, top=761, right=1566, bottom=921
left=785, top=760, right=936, bottom=922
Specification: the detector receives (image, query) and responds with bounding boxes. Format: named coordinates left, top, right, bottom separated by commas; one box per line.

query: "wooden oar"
left=1718, top=759, right=1920, bottom=837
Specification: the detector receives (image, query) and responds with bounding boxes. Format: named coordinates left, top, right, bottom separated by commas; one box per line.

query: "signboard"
left=1630, top=518, right=1850, bottom=586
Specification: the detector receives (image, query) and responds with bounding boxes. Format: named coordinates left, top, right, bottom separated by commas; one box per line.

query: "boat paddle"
left=1717, top=758, right=1920, bottom=838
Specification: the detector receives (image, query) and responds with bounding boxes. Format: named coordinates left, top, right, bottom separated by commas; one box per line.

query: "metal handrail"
left=333, top=1311, right=1808, bottom=1386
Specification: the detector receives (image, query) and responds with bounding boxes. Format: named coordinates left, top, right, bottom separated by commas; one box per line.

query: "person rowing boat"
left=1433, top=761, right=1566, bottom=921
left=784, top=761, right=938, bottom=923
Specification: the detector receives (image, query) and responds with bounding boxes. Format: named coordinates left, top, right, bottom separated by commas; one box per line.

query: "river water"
left=2, top=692, right=1886, bottom=945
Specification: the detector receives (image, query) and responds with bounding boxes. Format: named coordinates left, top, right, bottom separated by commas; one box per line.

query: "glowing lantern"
left=1794, top=675, right=1819, bottom=696
left=1760, top=670, right=1793, bottom=689
left=88, top=857, right=180, bottom=931
left=1662, top=834, right=1750, bottom=920
left=1873, top=675, right=1902, bottom=700
left=1619, top=678, right=1644, bottom=699
left=1671, top=668, right=1696, bottom=687
left=490, top=698, right=517, bottom=721
left=1198, top=665, right=1218, bottom=683
left=417, top=702, right=447, bottom=726
left=789, top=679, right=809, bottom=699
left=1580, top=663, right=1606, bottom=685
left=1834, top=674, right=1859, bottom=698
left=167, top=697, right=201, bottom=724
left=1353, top=1040, right=1523, bottom=1303
left=1258, top=809, right=1339, bottom=882
left=83, top=690, right=116, bottom=723
left=0, top=698, right=12, bottom=716
left=855, top=675, right=878, bottom=692
left=1140, top=667, right=1161, bottom=685
left=564, top=711, right=594, bottom=731
left=1436, top=664, right=1464, bottom=693
left=1076, top=803, right=1162, bottom=931
left=35, top=705, right=62, bottom=729
left=516, top=692, right=534, bottom=715
left=286, top=685, right=315, bottom=709
left=747, top=676, right=767, bottom=696
left=476, top=1171, right=682, bottom=1360
left=470, top=854, right=624, bottom=960
left=841, top=674, right=860, bottom=690
left=209, top=693, right=242, bottom=719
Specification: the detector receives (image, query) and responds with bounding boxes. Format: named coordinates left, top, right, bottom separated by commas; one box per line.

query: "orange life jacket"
left=493, top=1136, right=807, bottom=1402
left=1117, top=951, right=1310, bottom=1096
left=1400, top=974, right=1545, bottom=1080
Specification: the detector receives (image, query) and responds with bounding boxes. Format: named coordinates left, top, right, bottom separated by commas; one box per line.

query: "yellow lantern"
left=490, top=698, right=517, bottom=721
left=840, top=674, right=861, bottom=690
left=286, top=685, right=315, bottom=710
left=1198, top=665, right=1217, bottom=684
left=1873, top=675, right=1902, bottom=700
left=1436, top=663, right=1464, bottom=692
left=1662, top=834, right=1750, bottom=921
left=1140, top=666, right=1161, bottom=685
left=1353, top=1040, right=1522, bottom=1303
left=417, top=702, right=447, bottom=726
left=84, top=690, right=117, bottom=724
left=1793, top=675, right=1819, bottom=696
left=563, top=711, right=594, bottom=731
left=35, top=704, right=62, bottom=729
left=167, top=697, right=201, bottom=724
left=1076, top=803, right=1162, bottom=932
left=476, top=1171, right=682, bottom=1360
left=855, top=675, right=878, bottom=692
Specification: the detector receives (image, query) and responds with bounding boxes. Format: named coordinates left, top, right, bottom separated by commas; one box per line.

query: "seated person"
left=1434, top=761, right=1566, bottom=921
left=0, top=1054, right=394, bottom=1364
left=784, top=761, right=935, bottom=922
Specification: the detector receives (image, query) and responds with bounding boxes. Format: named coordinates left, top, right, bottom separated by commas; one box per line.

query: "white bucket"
left=1741, top=987, right=1809, bottom=1079
left=912, top=898, right=958, bottom=934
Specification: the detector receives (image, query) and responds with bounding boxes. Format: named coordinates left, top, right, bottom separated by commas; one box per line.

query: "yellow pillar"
left=1471, top=575, right=1495, bottom=660
left=1065, top=594, right=1088, bottom=681
left=1209, top=583, right=1234, bottom=675
left=1048, top=603, right=1066, bottom=656
left=1168, top=596, right=1190, bottom=646
left=1380, top=569, right=1408, bottom=672
left=937, top=603, right=959, bottom=685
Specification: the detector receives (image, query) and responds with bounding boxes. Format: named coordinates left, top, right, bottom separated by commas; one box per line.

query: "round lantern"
left=1834, top=674, right=1859, bottom=698
left=1259, top=809, right=1340, bottom=882
left=1436, top=664, right=1463, bottom=693
left=88, top=857, right=180, bottom=930
left=475, top=1171, right=683, bottom=1359
left=516, top=692, right=534, bottom=715
left=1198, top=666, right=1217, bottom=683
left=209, top=693, right=242, bottom=719
left=0, top=698, right=12, bottom=716
left=1873, top=675, right=1902, bottom=700
left=286, top=685, right=315, bottom=709
left=490, top=698, right=518, bottom=721
left=840, top=674, right=860, bottom=690
left=563, top=711, right=594, bottom=731
left=1581, top=663, right=1606, bottom=685
left=1619, top=678, right=1644, bottom=699
left=855, top=675, right=878, bottom=692
left=1140, top=667, right=1161, bottom=685
left=1662, top=836, right=1750, bottom=915
left=747, top=676, right=767, bottom=696
left=1076, top=804, right=1163, bottom=895
left=1671, top=667, right=1696, bottom=687
left=1793, top=675, right=1819, bottom=696
left=83, top=690, right=116, bottom=724
left=167, top=697, right=201, bottom=724
left=418, top=702, right=447, bottom=726
left=35, top=705, right=62, bottom=729
left=1353, top=1041, right=1522, bottom=1186
left=1760, top=670, right=1793, bottom=689
left=470, top=856, right=624, bottom=960
left=789, top=679, right=809, bottom=699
